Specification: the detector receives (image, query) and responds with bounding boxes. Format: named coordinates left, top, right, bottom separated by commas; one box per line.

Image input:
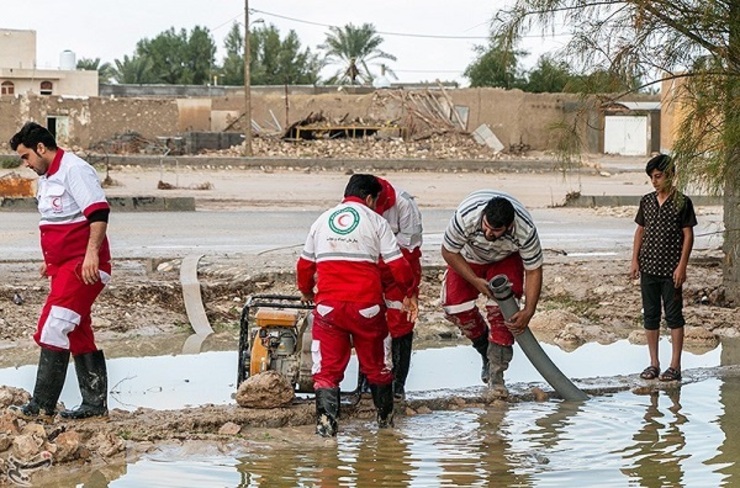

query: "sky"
left=2, top=0, right=568, bottom=86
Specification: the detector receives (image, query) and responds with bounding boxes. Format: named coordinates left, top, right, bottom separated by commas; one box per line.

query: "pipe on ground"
left=488, top=274, right=588, bottom=402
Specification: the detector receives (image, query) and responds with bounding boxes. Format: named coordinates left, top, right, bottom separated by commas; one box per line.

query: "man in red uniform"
left=374, top=177, right=423, bottom=400
left=9, top=122, right=111, bottom=421
left=297, top=174, right=414, bottom=437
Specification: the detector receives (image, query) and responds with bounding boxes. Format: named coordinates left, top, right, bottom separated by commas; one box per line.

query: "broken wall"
left=0, top=95, right=180, bottom=150
left=1, top=88, right=590, bottom=152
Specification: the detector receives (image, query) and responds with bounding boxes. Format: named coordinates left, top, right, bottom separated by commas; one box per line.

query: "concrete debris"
left=90, top=131, right=169, bottom=155
left=472, top=124, right=505, bottom=153
left=0, top=172, right=35, bottom=198
left=214, top=132, right=507, bottom=161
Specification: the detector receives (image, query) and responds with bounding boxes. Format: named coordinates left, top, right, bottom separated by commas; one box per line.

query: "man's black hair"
left=9, top=122, right=57, bottom=152
left=344, top=174, right=382, bottom=200
left=645, top=154, right=674, bottom=176
left=483, top=197, right=515, bottom=228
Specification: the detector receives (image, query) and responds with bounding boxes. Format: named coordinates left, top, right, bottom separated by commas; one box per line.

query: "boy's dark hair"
left=344, top=174, right=382, bottom=200
left=9, top=122, right=57, bottom=152
left=645, top=154, right=674, bottom=176
left=483, top=197, right=515, bottom=228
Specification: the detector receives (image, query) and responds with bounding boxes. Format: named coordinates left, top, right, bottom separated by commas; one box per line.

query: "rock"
left=554, top=323, right=618, bottom=350
left=628, top=330, right=647, bottom=345
left=0, top=387, right=31, bottom=409
left=12, top=434, right=42, bottom=460
left=0, top=433, right=12, bottom=451
left=684, top=326, right=720, bottom=353
left=0, top=412, right=22, bottom=436
left=90, top=433, right=126, bottom=458
left=529, top=310, right=582, bottom=332
left=20, top=423, right=46, bottom=439
left=532, top=387, right=549, bottom=402
left=218, top=422, right=242, bottom=436
left=591, top=284, right=626, bottom=296
left=52, top=431, right=81, bottom=463
left=235, top=371, right=295, bottom=409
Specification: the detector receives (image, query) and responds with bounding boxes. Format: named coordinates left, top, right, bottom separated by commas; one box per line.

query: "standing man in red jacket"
left=374, top=177, right=423, bottom=401
left=9, top=122, right=111, bottom=421
left=297, top=174, right=415, bottom=437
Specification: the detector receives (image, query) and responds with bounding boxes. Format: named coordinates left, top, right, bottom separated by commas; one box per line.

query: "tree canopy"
left=464, top=37, right=642, bottom=93
left=318, top=23, right=396, bottom=85
left=219, top=23, right=321, bottom=86
left=76, top=57, right=114, bottom=84
left=491, top=0, right=740, bottom=302
left=134, top=26, right=217, bottom=85
left=111, top=55, right=157, bottom=84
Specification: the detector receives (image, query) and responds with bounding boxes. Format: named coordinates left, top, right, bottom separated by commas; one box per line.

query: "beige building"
left=0, top=28, right=98, bottom=98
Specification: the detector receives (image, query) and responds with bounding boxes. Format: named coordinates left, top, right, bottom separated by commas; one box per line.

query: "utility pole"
left=243, top=0, right=252, bottom=156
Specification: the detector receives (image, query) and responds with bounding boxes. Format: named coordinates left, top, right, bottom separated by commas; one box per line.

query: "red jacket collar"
left=46, top=148, right=64, bottom=177
left=342, top=196, right=367, bottom=206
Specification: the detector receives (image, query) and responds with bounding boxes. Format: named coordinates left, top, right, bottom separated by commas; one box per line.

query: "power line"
left=250, top=8, right=488, bottom=40
left=250, top=7, right=573, bottom=40
left=395, top=69, right=465, bottom=73
left=210, top=13, right=244, bottom=32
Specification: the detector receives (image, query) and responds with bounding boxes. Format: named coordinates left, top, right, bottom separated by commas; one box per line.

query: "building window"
left=40, top=81, right=53, bottom=95
left=1, top=81, right=14, bottom=96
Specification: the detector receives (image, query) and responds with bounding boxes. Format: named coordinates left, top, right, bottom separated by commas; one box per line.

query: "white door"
left=603, top=115, right=648, bottom=155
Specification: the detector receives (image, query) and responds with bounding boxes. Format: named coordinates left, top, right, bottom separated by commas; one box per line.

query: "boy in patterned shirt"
left=630, top=154, right=697, bottom=382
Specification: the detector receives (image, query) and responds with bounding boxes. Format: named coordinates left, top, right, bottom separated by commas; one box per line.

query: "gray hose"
left=488, top=274, right=588, bottom=402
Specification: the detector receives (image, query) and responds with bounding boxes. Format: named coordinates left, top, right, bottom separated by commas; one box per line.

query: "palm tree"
left=76, top=57, right=114, bottom=84
left=319, top=23, right=396, bottom=85
left=111, top=55, right=156, bottom=84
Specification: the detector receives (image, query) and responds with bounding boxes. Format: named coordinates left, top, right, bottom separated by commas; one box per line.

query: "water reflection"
left=619, top=388, right=689, bottom=486
left=708, top=376, right=740, bottom=484
left=0, top=340, right=724, bottom=412
left=23, top=378, right=738, bottom=487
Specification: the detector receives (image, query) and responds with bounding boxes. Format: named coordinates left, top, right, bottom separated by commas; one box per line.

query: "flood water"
left=3, top=339, right=739, bottom=487
left=116, top=378, right=739, bottom=488
left=0, top=339, right=725, bottom=410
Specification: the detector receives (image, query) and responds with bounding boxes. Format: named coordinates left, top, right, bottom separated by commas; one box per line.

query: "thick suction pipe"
left=488, top=274, right=588, bottom=402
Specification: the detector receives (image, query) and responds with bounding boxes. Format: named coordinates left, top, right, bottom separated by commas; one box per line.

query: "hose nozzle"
left=488, top=274, right=520, bottom=321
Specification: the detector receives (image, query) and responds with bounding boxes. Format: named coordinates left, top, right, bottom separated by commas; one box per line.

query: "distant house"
left=600, top=101, right=661, bottom=156
left=0, top=28, right=98, bottom=98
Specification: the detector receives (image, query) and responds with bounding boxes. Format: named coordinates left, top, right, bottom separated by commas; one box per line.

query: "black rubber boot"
left=315, top=387, right=340, bottom=437
left=60, top=350, right=108, bottom=419
left=369, top=383, right=394, bottom=428
left=9, top=348, right=69, bottom=421
left=391, top=332, right=413, bottom=401
left=356, top=373, right=371, bottom=396
left=472, top=332, right=490, bottom=384
left=487, top=343, right=513, bottom=388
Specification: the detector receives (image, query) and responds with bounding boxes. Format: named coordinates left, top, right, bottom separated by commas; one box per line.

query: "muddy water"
left=0, top=340, right=724, bottom=410
left=4, top=340, right=737, bottom=486
left=35, top=378, right=740, bottom=487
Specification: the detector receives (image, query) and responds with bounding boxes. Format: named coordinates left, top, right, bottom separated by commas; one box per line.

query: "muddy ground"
left=1, top=249, right=739, bottom=484
left=1, top=159, right=739, bottom=483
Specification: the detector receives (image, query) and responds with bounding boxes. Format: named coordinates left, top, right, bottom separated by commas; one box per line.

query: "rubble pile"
left=89, top=131, right=170, bottom=155
left=0, top=172, right=35, bottom=197
left=0, top=390, right=125, bottom=484
left=210, top=132, right=507, bottom=160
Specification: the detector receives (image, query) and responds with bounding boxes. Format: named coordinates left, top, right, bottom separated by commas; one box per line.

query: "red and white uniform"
left=375, top=178, right=423, bottom=338
left=35, top=149, right=111, bottom=355
left=297, top=197, right=413, bottom=389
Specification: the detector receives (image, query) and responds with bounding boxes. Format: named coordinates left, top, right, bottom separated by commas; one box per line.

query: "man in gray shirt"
left=441, top=190, right=543, bottom=392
